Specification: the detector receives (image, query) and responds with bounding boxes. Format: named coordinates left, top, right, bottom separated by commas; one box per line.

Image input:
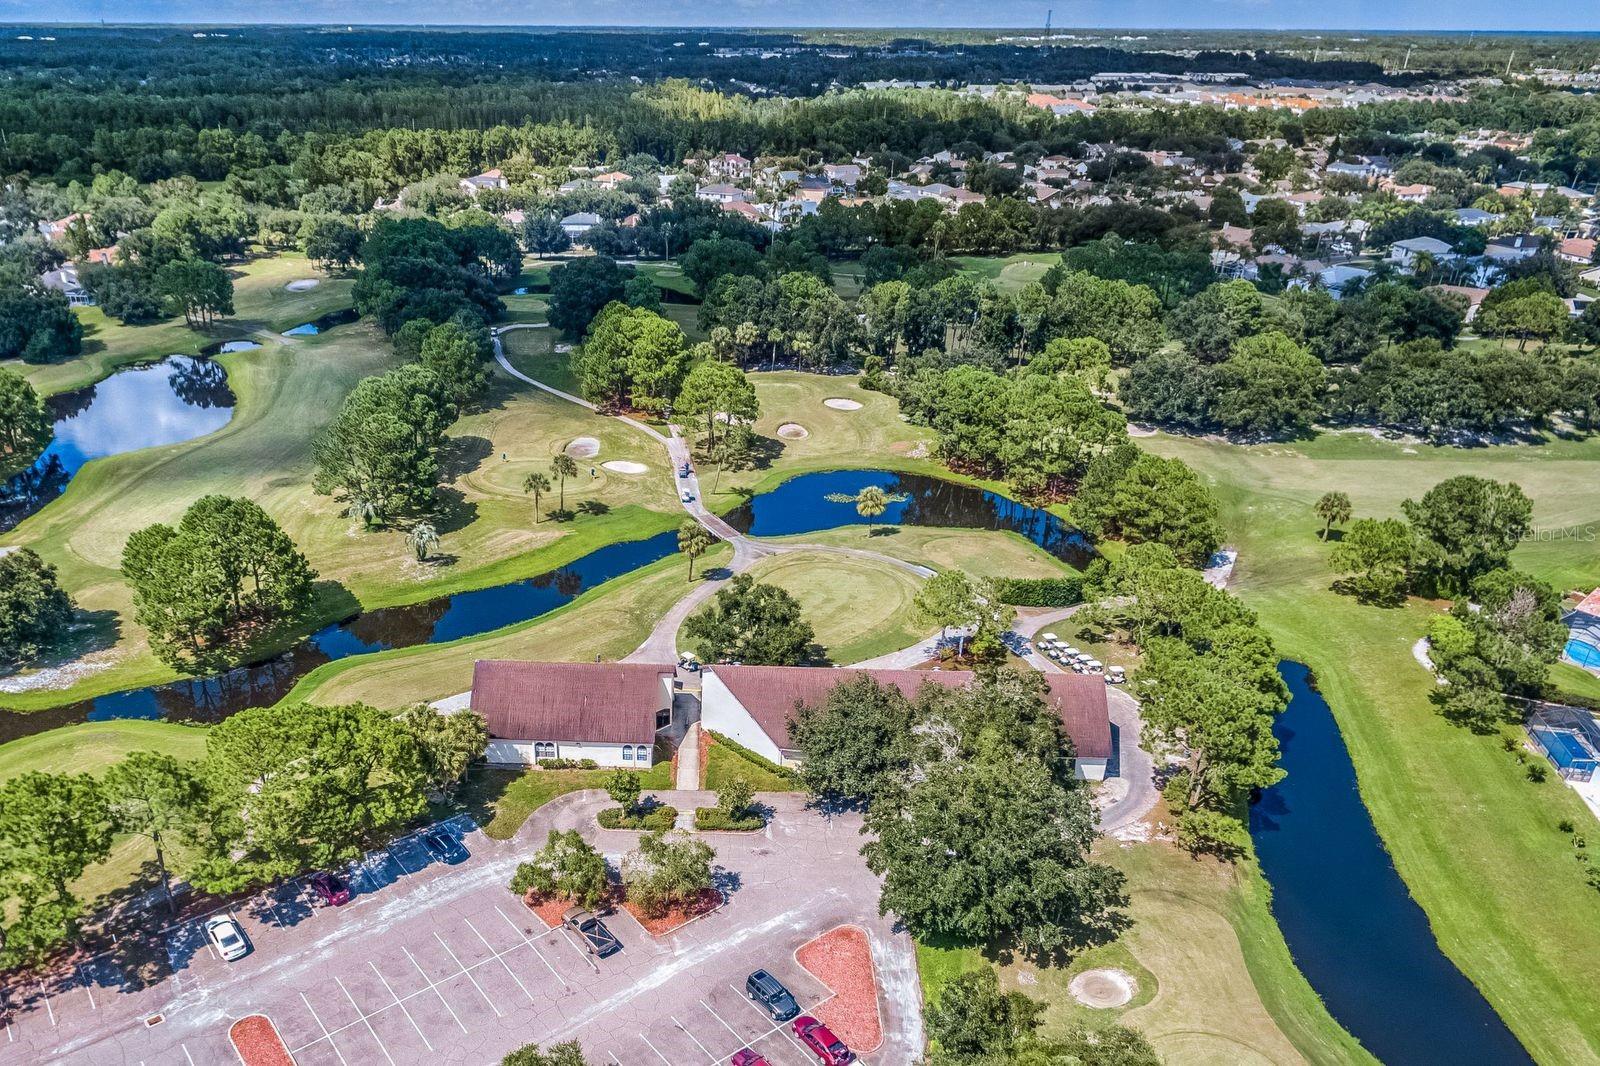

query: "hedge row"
left=597, top=805, right=678, bottom=831
left=707, top=730, right=801, bottom=784
left=993, top=577, right=1084, bottom=607
left=693, top=808, right=765, bottom=832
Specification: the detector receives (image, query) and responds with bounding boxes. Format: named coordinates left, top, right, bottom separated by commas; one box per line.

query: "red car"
left=309, top=872, right=351, bottom=906
left=793, top=1016, right=854, bottom=1065
left=730, top=1051, right=768, bottom=1066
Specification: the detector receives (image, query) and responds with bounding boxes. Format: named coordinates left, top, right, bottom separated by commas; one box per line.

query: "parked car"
left=793, top=1016, right=854, bottom=1065
left=563, top=906, right=622, bottom=958
left=204, top=915, right=251, bottom=961
left=422, top=829, right=468, bottom=865
left=679, top=462, right=693, bottom=478
left=680, top=490, right=695, bottom=503
left=730, top=1051, right=768, bottom=1066
left=746, top=969, right=800, bottom=1021
left=309, top=871, right=351, bottom=906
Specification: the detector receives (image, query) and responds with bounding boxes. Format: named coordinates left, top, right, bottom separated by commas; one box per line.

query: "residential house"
left=1453, top=207, right=1502, bottom=227
left=821, top=163, right=862, bottom=189
left=706, top=153, right=752, bottom=180
left=1387, top=236, right=1456, bottom=271
left=700, top=665, right=1112, bottom=781
left=696, top=183, right=748, bottom=205
left=1557, top=237, right=1597, bottom=265
left=1484, top=234, right=1543, bottom=263
left=36, top=213, right=85, bottom=242
left=1428, top=285, right=1492, bottom=322
left=1319, top=263, right=1372, bottom=295
left=469, top=661, right=674, bottom=768
left=559, top=212, right=602, bottom=240
left=593, top=171, right=633, bottom=190
left=38, top=264, right=92, bottom=306
left=1385, top=182, right=1435, bottom=203
left=460, top=169, right=509, bottom=195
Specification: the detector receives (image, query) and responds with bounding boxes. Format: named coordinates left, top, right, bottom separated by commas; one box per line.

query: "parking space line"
left=557, top=925, right=600, bottom=972
left=37, top=982, right=55, bottom=1027
left=388, top=842, right=417, bottom=875
left=181, top=1043, right=195, bottom=1066
left=371, top=961, right=433, bottom=1053
left=701, top=998, right=745, bottom=1044
left=607, top=1053, right=622, bottom=1065
left=299, top=991, right=351, bottom=1066
left=673, top=1014, right=718, bottom=1061
left=403, top=946, right=469, bottom=1035
left=463, top=916, right=537, bottom=1005
left=432, top=931, right=502, bottom=1017
left=493, top=905, right=569, bottom=990
left=336, top=975, right=397, bottom=1066
left=639, top=1033, right=672, bottom=1064
left=75, top=965, right=96, bottom=1010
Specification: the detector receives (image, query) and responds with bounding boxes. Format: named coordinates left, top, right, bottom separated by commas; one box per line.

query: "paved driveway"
left=7, top=794, right=922, bottom=1065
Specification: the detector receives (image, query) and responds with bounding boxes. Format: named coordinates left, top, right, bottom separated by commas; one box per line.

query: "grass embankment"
left=0, top=336, right=682, bottom=710
left=8, top=255, right=352, bottom=397
left=462, top=762, right=674, bottom=841
left=919, top=837, right=1368, bottom=1066
left=703, top=735, right=797, bottom=793
left=768, top=526, right=1073, bottom=580
left=283, top=544, right=732, bottom=709
left=706, top=550, right=926, bottom=666
left=1147, top=429, right=1600, bottom=1063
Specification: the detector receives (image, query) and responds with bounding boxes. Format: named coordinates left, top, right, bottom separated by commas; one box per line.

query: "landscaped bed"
left=229, top=1014, right=294, bottom=1066
left=621, top=887, right=724, bottom=936
left=796, top=924, right=884, bottom=1053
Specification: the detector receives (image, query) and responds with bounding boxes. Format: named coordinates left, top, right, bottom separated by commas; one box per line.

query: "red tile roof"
left=470, top=661, right=672, bottom=745
left=708, top=665, right=1112, bottom=760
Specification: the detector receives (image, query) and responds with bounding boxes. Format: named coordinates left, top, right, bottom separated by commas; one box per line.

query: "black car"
left=421, top=829, right=468, bottom=865
left=746, top=969, right=800, bottom=1021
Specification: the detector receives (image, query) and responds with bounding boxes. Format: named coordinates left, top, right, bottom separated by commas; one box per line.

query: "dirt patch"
left=1069, top=967, right=1136, bottom=1008
left=565, top=436, right=601, bottom=459
left=0, top=647, right=123, bottom=694
left=823, top=397, right=863, bottom=411
left=620, top=887, right=723, bottom=936
left=777, top=422, right=809, bottom=440
left=283, top=278, right=321, bottom=292
left=229, top=1014, right=294, bottom=1066
left=602, top=460, right=648, bottom=474
left=796, top=924, right=884, bottom=1053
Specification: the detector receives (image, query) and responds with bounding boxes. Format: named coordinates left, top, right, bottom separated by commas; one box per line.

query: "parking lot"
left=4, top=793, right=922, bottom=1065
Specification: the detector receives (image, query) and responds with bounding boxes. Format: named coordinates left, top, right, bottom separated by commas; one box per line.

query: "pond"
left=280, top=308, right=359, bottom=336
left=1250, top=662, right=1532, bottom=1065
left=724, top=469, right=1094, bottom=568
left=0, top=356, right=235, bottom=532
left=0, top=468, right=1092, bottom=739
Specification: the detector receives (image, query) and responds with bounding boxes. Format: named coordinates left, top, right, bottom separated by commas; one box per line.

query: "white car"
left=205, top=915, right=250, bottom=961
left=680, top=490, right=695, bottom=504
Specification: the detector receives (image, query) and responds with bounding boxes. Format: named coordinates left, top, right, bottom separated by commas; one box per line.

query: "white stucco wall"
left=483, top=739, right=654, bottom=768
left=700, top=671, right=785, bottom=763
left=1075, top=757, right=1108, bottom=782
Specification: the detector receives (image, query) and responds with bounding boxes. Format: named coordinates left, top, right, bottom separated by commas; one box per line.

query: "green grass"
left=949, top=252, right=1064, bottom=293
left=918, top=839, right=1369, bottom=1065
left=767, top=525, right=1074, bottom=580
left=8, top=254, right=353, bottom=397
left=499, top=326, right=579, bottom=393
left=284, top=544, right=731, bottom=710
left=462, top=762, right=673, bottom=841
left=0, top=719, right=208, bottom=782
left=703, top=735, right=797, bottom=793
left=1146, top=428, right=1600, bottom=1064
left=706, top=550, right=927, bottom=666
left=0, top=331, right=685, bottom=711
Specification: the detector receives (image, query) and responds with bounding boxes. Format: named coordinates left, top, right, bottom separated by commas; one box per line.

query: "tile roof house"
left=1557, top=237, right=1597, bottom=265
left=460, top=169, right=509, bottom=194
left=470, top=661, right=675, bottom=767
left=700, top=665, right=1112, bottom=780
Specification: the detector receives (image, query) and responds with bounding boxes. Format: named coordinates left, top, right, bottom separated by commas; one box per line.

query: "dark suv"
left=745, top=969, right=800, bottom=1021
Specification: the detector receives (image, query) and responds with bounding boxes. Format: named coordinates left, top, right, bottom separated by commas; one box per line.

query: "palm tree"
left=1411, top=249, right=1437, bottom=283
left=522, top=472, right=551, bottom=523
left=825, top=485, right=909, bottom=534
left=407, top=522, right=440, bottom=561
left=1314, top=491, right=1353, bottom=540
left=677, top=519, right=715, bottom=581
left=346, top=497, right=380, bottom=528
left=551, top=453, right=580, bottom=512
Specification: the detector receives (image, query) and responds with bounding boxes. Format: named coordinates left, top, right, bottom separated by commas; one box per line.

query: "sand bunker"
left=602, top=460, right=648, bottom=474
left=565, top=436, right=600, bottom=459
left=1069, top=968, right=1136, bottom=1009
left=285, top=279, right=321, bottom=292
left=823, top=398, right=863, bottom=411
left=777, top=423, right=809, bottom=440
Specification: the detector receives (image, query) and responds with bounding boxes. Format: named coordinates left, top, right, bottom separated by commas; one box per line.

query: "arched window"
left=534, top=741, right=555, bottom=760
left=621, top=744, right=635, bottom=762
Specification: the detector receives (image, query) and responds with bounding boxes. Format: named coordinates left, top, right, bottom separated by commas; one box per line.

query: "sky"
left=3, top=0, right=1593, bottom=32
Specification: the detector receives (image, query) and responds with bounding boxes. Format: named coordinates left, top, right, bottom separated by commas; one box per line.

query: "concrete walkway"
left=675, top=722, right=702, bottom=790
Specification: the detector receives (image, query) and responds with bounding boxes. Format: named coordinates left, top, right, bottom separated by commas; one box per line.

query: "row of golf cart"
left=1036, top=633, right=1125, bottom=683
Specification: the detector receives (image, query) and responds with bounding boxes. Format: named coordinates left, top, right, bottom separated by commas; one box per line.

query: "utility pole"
left=1506, top=51, right=1515, bottom=77
left=1402, top=46, right=1412, bottom=71
left=1044, top=9, right=1052, bottom=47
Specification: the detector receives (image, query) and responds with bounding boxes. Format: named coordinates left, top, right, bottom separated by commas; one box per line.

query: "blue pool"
left=1565, top=637, right=1600, bottom=669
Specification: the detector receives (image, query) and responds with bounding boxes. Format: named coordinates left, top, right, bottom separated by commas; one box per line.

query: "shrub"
left=1527, top=762, right=1549, bottom=783
left=535, top=758, right=600, bottom=770
left=693, top=808, right=765, bottom=831
left=716, top=777, right=755, bottom=818
left=598, top=805, right=679, bottom=831
left=707, top=731, right=800, bottom=784
left=991, top=576, right=1084, bottom=608
left=1176, top=808, right=1250, bottom=859
left=1161, top=770, right=1192, bottom=815
left=1560, top=819, right=1576, bottom=834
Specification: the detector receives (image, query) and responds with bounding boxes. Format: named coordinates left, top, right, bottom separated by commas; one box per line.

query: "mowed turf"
left=9, top=254, right=353, bottom=397
left=0, top=328, right=681, bottom=709
left=717, top=550, right=927, bottom=666
left=1146, top=429, right=1600, bottom=1063
left=284, top=544, right=732, bottom=710
left=765, top=525, right=1075, bottom=580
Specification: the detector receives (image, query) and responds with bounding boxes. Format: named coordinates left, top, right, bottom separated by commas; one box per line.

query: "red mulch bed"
left=696, top=728, right=711, bottom=788
left=521, top=892, right=577, bottom=930
left=230, top=1014, right=294, bottom=1066
left=796, top=925, right=883, bottom=1053
left=621, top=887, right=723, bottom=936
